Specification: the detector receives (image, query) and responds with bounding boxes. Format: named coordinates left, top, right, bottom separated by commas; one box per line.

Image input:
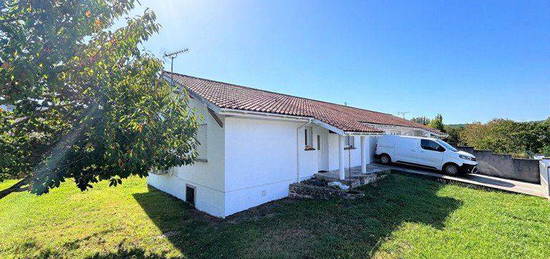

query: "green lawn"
left=1, top=173, right=549, bottom=259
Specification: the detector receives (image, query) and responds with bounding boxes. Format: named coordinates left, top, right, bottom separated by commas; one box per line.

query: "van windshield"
left=436, top=140, right=458, bottom=152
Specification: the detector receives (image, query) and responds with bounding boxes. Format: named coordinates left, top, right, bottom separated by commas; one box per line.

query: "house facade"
left=147, top=72, right=442, bottom=218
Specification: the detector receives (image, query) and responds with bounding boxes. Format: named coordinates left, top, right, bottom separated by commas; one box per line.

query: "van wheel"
left=443, top=163, right=459, bottom=175
left=380, top=154, right=391, bottom=165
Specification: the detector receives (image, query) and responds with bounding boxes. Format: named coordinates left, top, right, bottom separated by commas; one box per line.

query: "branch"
left=0, top=177, right=29, bottom=200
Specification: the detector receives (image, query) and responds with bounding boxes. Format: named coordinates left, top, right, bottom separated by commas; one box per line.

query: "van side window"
left=421, top=139, right=444, bottom=152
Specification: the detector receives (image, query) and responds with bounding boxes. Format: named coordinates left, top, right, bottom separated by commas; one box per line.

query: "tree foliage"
left=0, top=0, right=198, bottom=196
left=460, top=118, right=550, bottom=157
left=443, top=125, right=464, bottom=146
left=428, top=114, right=445, bottom=132
left=410, top=116, right=431, bottom=125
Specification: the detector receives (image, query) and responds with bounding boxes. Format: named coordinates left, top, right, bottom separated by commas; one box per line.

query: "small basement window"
left=186, top=185, right=196, bottom=206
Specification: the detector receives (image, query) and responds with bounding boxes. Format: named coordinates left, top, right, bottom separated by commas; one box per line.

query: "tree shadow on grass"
left=124, top=173, right=462, bottom=259
left=84, top=246, right=170, bottom=259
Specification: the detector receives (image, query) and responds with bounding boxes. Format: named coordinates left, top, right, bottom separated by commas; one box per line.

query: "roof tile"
left=166, top=72, right=442, bottom=134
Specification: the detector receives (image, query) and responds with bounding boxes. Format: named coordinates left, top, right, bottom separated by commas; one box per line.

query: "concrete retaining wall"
left=458, top=146, right=541, bottom=184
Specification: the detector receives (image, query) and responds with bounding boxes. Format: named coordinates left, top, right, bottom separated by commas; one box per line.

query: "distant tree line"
left=410, top=116, right=431, bottom=125
left=411, top=114, right=445, bottom=132
left=411, top=115, right=550, bottom=157
left=459, top=119, right=550, bottom=157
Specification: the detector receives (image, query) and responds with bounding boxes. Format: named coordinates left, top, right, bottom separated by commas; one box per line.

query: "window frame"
left=420, top=139, right=445, bottom=152
left=185, top=184, right=196, bottom=206
left=304, top=127, right=315, bottom=150
left=196, top=123, right=208, bottom=162
left=317, top=135, right=321, bottom=150
left=344, top=135, right=355, bottom=149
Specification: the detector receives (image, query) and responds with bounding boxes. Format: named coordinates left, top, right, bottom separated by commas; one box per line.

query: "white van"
left=375, top=135, right=478, bottom=175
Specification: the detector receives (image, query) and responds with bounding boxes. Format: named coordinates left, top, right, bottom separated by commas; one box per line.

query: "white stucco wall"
left=223, top=117, right=311, bottom=216
left=368, top=136, right=379, bottom=161
left=147, top=98, right=226, bottom=217
left=326, top=135, right=378, bottom=171
left=147, top=101, right=381, bottom=218
left=297, top=125, right=324, bottom=180
left=223, top=118, right=378, bottom=216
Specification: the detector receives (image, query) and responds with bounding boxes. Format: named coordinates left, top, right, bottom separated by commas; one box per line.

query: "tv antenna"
left=164, top=48, right=189, bottom=86
left=397, top=111, right=409, bottom=119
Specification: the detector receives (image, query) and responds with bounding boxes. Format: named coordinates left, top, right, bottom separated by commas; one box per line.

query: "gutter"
left=345, top=131, right=384, bottom=136
left=219, top=108, right=309, bottom=122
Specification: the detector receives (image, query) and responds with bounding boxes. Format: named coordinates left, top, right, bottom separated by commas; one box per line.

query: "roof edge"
left=163, top=71, right=395, bottom=116
left=164, top=71, right=441, bottom=136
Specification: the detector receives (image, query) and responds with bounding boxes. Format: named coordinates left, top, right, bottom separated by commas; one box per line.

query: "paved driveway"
left=371, top=163, right=547, bottom=198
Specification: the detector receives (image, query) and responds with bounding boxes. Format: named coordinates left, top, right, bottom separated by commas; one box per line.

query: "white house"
left=147, top=72, right=443, bottom=218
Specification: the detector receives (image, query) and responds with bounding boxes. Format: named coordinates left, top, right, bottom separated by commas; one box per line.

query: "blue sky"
left=133, top=0, right=549, bottom=124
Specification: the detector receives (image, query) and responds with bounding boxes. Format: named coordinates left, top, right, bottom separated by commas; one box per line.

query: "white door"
left=317, top=132, right=329, bottom=171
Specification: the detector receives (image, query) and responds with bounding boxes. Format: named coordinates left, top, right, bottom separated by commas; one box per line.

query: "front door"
left=317, top=132, right=329, bottom=171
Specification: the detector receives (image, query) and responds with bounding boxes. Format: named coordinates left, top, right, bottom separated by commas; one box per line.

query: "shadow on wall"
left=120, top=175, right=462, bottom=258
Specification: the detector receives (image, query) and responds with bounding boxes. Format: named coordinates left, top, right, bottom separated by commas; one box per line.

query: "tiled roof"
left=165, top=72, right=442, bottom=135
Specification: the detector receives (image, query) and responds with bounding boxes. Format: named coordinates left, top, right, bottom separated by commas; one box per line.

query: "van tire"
left=380, top=154, right=391, bottom=165
left=443, top=163, right=459, bottom=175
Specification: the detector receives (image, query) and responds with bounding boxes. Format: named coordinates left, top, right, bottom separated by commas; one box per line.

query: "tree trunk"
left=0, top=177, right=29, bottom=199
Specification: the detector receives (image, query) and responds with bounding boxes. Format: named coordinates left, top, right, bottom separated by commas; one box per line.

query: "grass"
left=1, top=173, right=549, bottom=259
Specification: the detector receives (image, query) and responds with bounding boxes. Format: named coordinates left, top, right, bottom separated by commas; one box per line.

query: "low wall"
left=540, top=159, right=550, bottom=198
left=289, top=182, right=365, bottom=200
left=458, top=146, right=541, bottom=184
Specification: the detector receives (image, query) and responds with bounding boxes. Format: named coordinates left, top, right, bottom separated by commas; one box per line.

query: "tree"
left=443, top=125, right=464, bottom=146
left=0, top=0, right=198, bottom=198
left=410, top=116, right=431, bottom=125
left=428, top=114, right=445, bottom=132
left=460, top=118, right=550, bottom=157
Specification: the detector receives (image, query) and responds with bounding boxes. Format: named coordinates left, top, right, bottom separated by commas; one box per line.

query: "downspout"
left=296, top=119, right=313, bottom=182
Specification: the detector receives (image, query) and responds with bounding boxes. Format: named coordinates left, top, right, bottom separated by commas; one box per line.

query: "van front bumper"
left=460, top=164, right=478, bottom=174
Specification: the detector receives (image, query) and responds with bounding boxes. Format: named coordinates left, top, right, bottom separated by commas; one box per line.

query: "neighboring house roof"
left=165, top=71, right=443, bottom=135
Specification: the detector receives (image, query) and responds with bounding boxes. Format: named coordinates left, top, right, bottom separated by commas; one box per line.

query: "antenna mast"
left=397, top=111, right=410, bottom=119
left=164, top=48, right=189, bottom=86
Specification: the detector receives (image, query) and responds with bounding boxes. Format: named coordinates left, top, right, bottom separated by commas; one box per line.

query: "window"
left=345, top=136, right=355, bottom=149
left=185, top=185, right=196, bottom=206
left=436, top=139, right=457, bottom=152
left=197, top=124, right=208, bottom=161
left=317, top=135, right=321, bottom=150
left=304, top=127, right=314, bottom=150
left=421, top=139, right=444, bottom=152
